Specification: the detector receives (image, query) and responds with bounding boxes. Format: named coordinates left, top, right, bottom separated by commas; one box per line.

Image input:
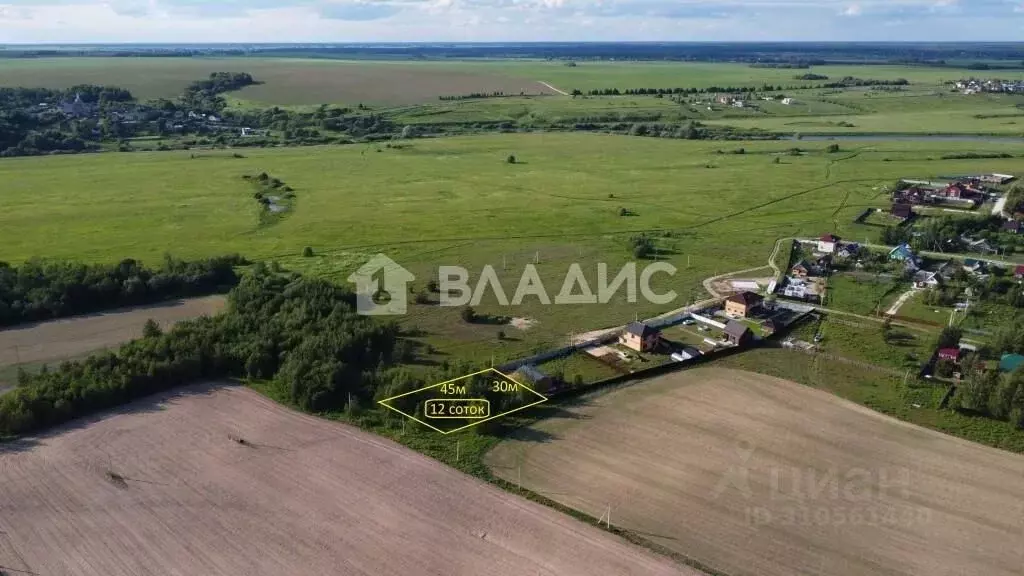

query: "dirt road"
left=537, top=81, right=569, bottom=95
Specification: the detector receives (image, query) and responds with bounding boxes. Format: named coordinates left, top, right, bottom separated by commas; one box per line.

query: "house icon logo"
left=347, top=254, right=415, bottom=316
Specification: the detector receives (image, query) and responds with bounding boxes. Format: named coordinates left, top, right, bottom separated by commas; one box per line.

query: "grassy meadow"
left=4, top=57, right=1024, bottom=135
left=3, top=132, right=1024, bottom=362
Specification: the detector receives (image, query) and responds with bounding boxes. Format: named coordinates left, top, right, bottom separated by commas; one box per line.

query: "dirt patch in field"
left=0, top=384, right=696, bottom=576
left=0, top=296, right=226, bottom=369
left=510, top=317, right=537, bottom=331
left=486, top=368, right=1024, bottom=576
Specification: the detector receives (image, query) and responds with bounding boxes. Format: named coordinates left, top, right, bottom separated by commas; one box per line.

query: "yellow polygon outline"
left=377, top=367, right=548, bottom=435
left=424, top=398, right=491, bottom=419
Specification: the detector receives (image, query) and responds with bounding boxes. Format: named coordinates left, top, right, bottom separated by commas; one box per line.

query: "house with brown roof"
left=725, top=291, right=763, bottom=318
left=724, top=320, right=754, bottom=346
left=619, top=322, right=661, bottom=352
left=891, top=203, right=913, bottom=221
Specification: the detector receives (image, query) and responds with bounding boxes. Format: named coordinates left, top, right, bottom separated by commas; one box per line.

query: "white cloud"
left=1, top=0, right=1022, bottom=42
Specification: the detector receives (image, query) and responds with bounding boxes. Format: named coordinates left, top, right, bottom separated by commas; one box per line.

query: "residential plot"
left=0, top=384, right=695, bottom=576
left=486, top=367, right=1024, bottom=576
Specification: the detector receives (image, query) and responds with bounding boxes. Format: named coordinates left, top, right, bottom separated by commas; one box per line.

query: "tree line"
left=0, top=254, right=246, bottom=328
left=180, top=72, right=258, bottom=114
left=576, top=78, right=908, bottom=97
left=0, top=265, right=405, bottom=437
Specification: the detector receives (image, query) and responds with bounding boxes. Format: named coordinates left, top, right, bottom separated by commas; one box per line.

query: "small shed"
left=724, top=320, right=754, bottom=346
left=515, top=364, right=554, bottom=389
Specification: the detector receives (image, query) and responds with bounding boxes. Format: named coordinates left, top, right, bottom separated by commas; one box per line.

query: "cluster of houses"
left=780, top=234, right=856, bottom=302
left=954, top=79, right=1024, bottom=94
left=934, top=348, right=1024, bottom=380
left=712, top=94, right=795, bottom=108
left=36, top=94, right=261, bottom=137
left=892, top=240, right=1016, bottom=290
left=891, top=178, right=993, bottom=214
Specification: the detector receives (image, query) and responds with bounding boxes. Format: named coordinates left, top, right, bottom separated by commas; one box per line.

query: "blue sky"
left=0, top=0, right=1022, bottom=43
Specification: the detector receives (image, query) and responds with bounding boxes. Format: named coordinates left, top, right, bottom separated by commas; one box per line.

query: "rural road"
left=538, top=81, right=569, bottom=96
left=992, top=194, right=1008, bottom=217
left=885, top=289, right=918, bottom=316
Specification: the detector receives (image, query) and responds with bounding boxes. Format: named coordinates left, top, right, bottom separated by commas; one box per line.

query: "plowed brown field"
left=0, top=296, right=226, bottom=387
left=0, top=384, right=698, bottom=576
left=486, top=368, right=1024, bottom=576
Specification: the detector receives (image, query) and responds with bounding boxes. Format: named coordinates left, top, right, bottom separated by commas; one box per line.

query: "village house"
left=725, top=291, right=764, bottom=318
left=781, top=98, right=795, bottom=105
left=888, top=243, right=916, bottom=262
left=837, top=243, right=860, bottom=259
left=817, top=234, right=840, bottom=254
left=791, top=260, right=813, bottom=278
left=980, top=173, right=1014, bottom=185
left=913, top=270, right=941, bottom=289
left=891, top=203, right=914, bottom=221
left=892, top=186, right=930, bottom=205
left=938, top=348, right=962, bottom=364
left=620, top=322, right=661, bottom=352
left=1015, top=265, right=1024, bottom=280
left=1002, top=220, right=1022, bottom=234
left=723, top=321, right=754, bottom=346
left=782, top=278, right=810, bottom=300
left=59, top=93, right=96, bottom=119
left=962, top=259, right=986, bottom=275
left=936, top=260, right=960, bottom=280
left=962, top=236, right=997, bottom=255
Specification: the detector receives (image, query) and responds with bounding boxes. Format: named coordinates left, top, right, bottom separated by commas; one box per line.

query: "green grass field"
left=5, top=57, right=1024, bottom=135
left=2, top=133, right=1023, bottom=361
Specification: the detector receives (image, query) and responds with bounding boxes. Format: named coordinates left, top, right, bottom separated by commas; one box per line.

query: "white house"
left=782, top=98, right=795, bottom=105
left=817, top=234, right=840, bottom=254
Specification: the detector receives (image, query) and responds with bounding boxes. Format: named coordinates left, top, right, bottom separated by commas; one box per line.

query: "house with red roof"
left=938, top=348, right=962, bottom=363
left=817, top=234, right=840, bottom=254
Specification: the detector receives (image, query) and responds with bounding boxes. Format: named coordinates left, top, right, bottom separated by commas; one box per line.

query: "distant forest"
left=3, top=42, right=1024, bottom=67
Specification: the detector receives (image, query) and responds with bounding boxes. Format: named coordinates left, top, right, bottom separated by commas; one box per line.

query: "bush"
left=302, top=246, right=314, bottom=257
left=461, top=307, right=477, bottom=323
left=506, top=154, right=516, bottom=164
left=142, top=319, right=162, bottom=339
left=826, top=143, right=840, bottom=153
